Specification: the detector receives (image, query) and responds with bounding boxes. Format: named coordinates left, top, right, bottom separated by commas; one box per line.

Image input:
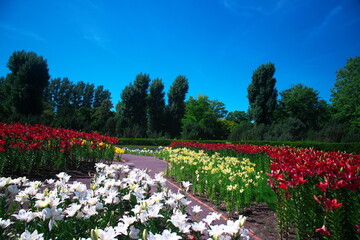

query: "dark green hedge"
left=116, top=138, right=224, bottom=146
left=117, top=138, right=360, bottom=154
left=117, top=138, right=173, bottom=146
left=230, top=141, right=360, bottom=154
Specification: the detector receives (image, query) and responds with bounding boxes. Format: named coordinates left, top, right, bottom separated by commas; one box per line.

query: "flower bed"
left=0, top=122, right=120, bottom=175
left=122, top=147, right=162, bottom=156
left=168, top=141, right=360, bottom=239
left=0, top=163, right=249, bottom=239
left=159, top=147, right=274, bottom=211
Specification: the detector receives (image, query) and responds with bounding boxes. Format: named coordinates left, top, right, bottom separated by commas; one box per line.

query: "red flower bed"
left=0, top=122, right=117, bottom=152
left=170, top=141, right=359, bottom=192
left=0, top=122, right=118, bottom=174
left=170, top=141, right=360, bottom=238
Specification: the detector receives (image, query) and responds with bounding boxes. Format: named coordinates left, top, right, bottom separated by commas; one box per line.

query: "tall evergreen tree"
left=247, top=63, right=277, bottom=125
left=147, top=78, right=165, bottom=137
left=6, top=50, right=50, bottom=115
left=166, top=75, right=189, bottom=138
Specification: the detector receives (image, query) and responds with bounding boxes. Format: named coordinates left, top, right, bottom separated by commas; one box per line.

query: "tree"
left=181, top=94, right=228, bottom=140
left=83, top=83, right=95, bottom=108
left=267, top=117, right=307, bottom=141
left=0, top=76, right=8, bottom=118
left=117, top=73, right=150, bottom=137
left=91, top=99, right=114, bottom=133
left=166, top=75, right=189, bottom=138
left=71, top=81, right=86, bottom=109
left=331, top=56, right=360, bottom=127
left=247, top=63, right=277, bottom=125
left=46, top=78, right=75, bottom=128
left=47, top=78, right=73, bottom=113
left=6, top=50, right=50, bottom=115
left=147, top=78, right=166, bottom=137
left=133, top=73, right=150, bottom=135
left=210, top=100, right=228, bottom=119
left=278, top=84, right=329, bottom=130
left=226, top=111, right=249, bottom=124
left=94, top=86, right=111, bottom=108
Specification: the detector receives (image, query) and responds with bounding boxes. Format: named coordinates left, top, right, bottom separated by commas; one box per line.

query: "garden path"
left=121, top=154, right=262, bottom=240
left=71, top=154, right=262, bottom=240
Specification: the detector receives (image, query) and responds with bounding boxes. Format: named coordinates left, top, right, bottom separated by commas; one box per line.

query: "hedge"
left=117, top=138, right=360, bottom=154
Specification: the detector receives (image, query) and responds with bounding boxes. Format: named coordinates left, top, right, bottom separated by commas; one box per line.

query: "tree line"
left=0, top=50, right=359, bottom=142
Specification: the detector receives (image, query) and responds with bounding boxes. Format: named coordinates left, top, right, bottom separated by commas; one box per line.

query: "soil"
left=170, top=182, right=283, bottom=240
left=3, top=162, right=97, bottom=182
left=163, top=172, right=285, bottom=240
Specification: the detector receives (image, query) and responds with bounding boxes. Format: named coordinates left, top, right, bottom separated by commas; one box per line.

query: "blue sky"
left=1, top=0, right=359, bottom=112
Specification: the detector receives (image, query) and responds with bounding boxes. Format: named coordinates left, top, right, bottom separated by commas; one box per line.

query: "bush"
left=265, top=118, right=307, bottom=141
left=228, top=122, right=253, bottom=141
left=181, top=121, right=212, bottom=140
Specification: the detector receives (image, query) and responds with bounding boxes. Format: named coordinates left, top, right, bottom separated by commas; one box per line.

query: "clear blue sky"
left=1, top=0, right=359, bottom=112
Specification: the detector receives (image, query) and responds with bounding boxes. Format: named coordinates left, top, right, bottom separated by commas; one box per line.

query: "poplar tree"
left=247, top=63, right=277, bottom=125
left=166, top=75, right=189, bottom=138
left=147, top=78, right=165, bottom=136
left=118, top=73, right=150, bottom=137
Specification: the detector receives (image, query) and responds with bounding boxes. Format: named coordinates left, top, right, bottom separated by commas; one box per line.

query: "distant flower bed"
left=0, top=122, right=119, bottom=174
left=122, top=147, right=162, bottom=156
left=0, top=163, right=249, bottom=239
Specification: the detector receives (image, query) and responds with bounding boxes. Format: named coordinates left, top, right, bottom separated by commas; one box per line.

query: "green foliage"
left=181, top=121, right=211, bottom=140
left=247, top=62, right=278, bottom=125
left=228, top=122, right=254, bottom=141
left=117, top=138, right=173, bottom=146
left=166, top=75, right=189, bottom=138
left=277, top=83, right=330, bottom=129
left=94, top=85, right=111, bottom=108
left=331, top=56, right=360, bottom=127
left=226, top=110, right=249, bottom=123
left=230, top=140, right=360, bottom=153
left=45, top=77, right=112, bottom=133
left=210, top=99, right=228, bottom=119
left=91, top=100, right=114, bottom=133
left=267, top=117, right=307, bottom=141
left=181, top=94, right=227, bottom=140
left=5, top=50, right=50, bottom=115
left=147, top=78, right=166, bottom=137
left=0, top=77, right=8, bottom=118
left=118, top=73, right=151, bottom=137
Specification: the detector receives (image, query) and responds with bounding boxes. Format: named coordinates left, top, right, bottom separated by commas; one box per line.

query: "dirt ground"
left=180, top=187, right=283, bottom=240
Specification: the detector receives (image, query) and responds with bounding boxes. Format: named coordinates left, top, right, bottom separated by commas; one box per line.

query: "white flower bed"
left=0, top=163, right=249, bottom=239
left=122, top=147, right=160, bottom=156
